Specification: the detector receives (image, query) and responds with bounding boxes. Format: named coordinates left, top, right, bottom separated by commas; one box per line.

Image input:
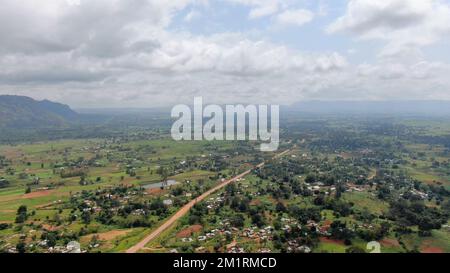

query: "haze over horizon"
left=1, top=0, right=450, bottom=108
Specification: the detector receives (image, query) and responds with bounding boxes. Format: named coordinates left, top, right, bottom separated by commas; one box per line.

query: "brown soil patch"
left=176, top=225, right=203, bottom=238
left=119, top=177, right=137, bottom=184
left=420, top=240, right=444, bottom=253
left=380, top=238, right=400, bottom=247
left=35, top=202, right=56, bottom=209
left=226, top=240, right=237, bottom=250
left=22, top=190, right=54, bottom=199
left=421, top=247, right=444, bottom=253
left=146, top=188, right=165, bottom=195
left=1, top=147, right=23, bottom=160
left=319, top=237, right=345, bottom=245
left=41, top=224, right=61, bottom=231
left=250, top=199, right=262, bottom=206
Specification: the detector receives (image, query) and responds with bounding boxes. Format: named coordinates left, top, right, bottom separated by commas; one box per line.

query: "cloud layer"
left=0, top=0, right=450, bottom=107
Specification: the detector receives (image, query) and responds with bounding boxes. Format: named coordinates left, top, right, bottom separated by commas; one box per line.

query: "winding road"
left=126, top=148, right=291, bottom=253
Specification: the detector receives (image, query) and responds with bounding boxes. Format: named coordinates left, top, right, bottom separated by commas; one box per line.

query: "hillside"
left=0, top=95, right=78, bottom=129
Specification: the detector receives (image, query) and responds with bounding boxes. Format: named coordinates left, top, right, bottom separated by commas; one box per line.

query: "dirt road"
left=126, top=149, right=291, bottom=253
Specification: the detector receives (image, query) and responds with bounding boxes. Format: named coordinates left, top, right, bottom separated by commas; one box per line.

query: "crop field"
left=0, top=117, right=449, bottom=253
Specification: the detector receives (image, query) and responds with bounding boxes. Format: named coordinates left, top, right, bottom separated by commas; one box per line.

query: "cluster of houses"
left=206, top=196, right=224, bottom=210
left=176, top=211, right=341, bottom=254
left=346, top=182, right=370, bottom=193
left=304, top=181, right=338, bottom=196
left=227, top=246, right=245, bottom=253
left=408, top=189, right=429, bottom=200
left=3, top=240, right=87, bottom=254
left=279, top=217, right=333, bottom=237
left=2, top=243, right=18, bottom=253
left=240, top=226, right=273, bottom=241
left=286, top=242, right=311, bottom=253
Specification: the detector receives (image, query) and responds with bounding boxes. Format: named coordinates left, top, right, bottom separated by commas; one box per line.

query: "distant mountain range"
left=286, top=100, right=450, bottom=116
left=2, top=95, right=450, bottom=130
left=0, top=95, right=79, bottom=129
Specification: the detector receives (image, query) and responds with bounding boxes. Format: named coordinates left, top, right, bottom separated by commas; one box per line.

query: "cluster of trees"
left=60, top=167, right=87, bottom=178
left=329, top=221, right=354, bottom=243
left=66, top=186, right=172, bottom=228
left=288, top=205, right=321, bottom=224
left=188, top=203, right=208, bottom=225
left=0, top=155, right=10, bottom=168
left=388, top=199, right=448, bottom=236
left=308, top=130, right=379, bottom=152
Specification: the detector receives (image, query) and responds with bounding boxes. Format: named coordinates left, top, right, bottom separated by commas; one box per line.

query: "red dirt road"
left=126, top=149, right=290, bottom=253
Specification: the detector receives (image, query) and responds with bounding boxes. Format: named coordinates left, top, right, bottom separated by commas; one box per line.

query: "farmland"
left=0, top=116, right=449, bottom=253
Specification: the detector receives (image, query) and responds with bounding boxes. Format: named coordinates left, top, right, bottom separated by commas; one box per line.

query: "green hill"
left=0, top=95, right=78, bottom=129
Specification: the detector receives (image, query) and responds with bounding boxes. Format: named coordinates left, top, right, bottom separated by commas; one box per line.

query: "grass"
left=342, top=192, right=389, bottom=215
left=315, top=241, right=347, bottom=253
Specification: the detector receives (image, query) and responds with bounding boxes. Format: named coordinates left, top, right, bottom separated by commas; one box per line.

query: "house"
left=296, top=245, right=311, bottom=253
left=163, top=199, right=173, bottom=206
left=195, top=246, right=207, bottom=253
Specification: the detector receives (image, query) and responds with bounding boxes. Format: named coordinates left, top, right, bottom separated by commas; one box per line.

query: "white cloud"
left=0, top=0, right=349, bottom=107
left=249, top=2, right=279, bottom=19
left=228, top=0, right=281, bottom=19
left=184, top=9, right=201, bottom=22
left=1, top=0, right=450, bottom=107
left=327, top=0, right=450, bottom=58
left=275, top=9, right=314, bottom=27
left=145, top=33, right=347, bottom=74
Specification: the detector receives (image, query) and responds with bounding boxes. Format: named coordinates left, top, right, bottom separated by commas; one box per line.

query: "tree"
left=90, top=235, right=99, bottom=248
left=251, top=213, right=265, bottom=228
left=305, top=174, right=316, bottom=184
left=79, top=174, right=87, bottom=186
left=324, top=176, right=336, bottom=186
left=230, top=214, right=245, bottom=228
left=82, top=211, right=91, bottom=225
left=52, top=213, right=62, bottom=226
left=442, top=200, right=450, bottom=213
left=18, top=206, right=27, bottom=215
left=16, top=241, right=26, bottom=253
left=276, top=202, right=287, bottom=213
left=157, top=167, right=169, bottom=185
left=46, top=233, right=57, bottom=247
left=346, top=246, right=366, bottom=253
left=335, top=183, right=345, bottom=199
left=377, top=185, right=391, bottom=200
left=330, top=221, right=354, bottom=241
left=15, top=205, right=28, bottom=223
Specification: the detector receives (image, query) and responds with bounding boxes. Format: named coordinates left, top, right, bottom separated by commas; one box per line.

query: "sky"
left=1, top=0, right=450, bottom=108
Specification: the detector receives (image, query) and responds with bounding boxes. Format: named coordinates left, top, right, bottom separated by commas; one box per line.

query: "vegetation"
left=0, top=108, right=449, bottom=253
